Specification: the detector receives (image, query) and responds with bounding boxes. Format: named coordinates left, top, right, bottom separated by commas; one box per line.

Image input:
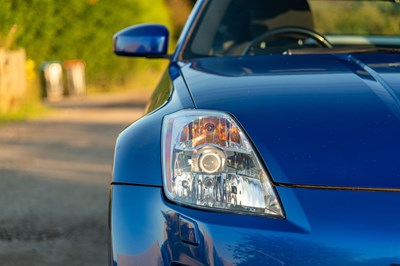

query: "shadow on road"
left=0, top=92, right=148, bottom=266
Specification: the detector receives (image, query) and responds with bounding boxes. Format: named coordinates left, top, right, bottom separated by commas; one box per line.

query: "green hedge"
left=0, top=0, right=172, bottom=89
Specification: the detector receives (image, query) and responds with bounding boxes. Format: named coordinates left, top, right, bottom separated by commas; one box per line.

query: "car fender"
left=112, top=64, right=195, bottom=186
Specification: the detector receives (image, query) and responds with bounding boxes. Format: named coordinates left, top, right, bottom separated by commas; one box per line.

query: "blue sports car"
left=109, top=0, right=400, bottom=265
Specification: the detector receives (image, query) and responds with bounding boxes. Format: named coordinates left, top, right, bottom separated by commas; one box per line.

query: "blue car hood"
left=180, top=54, right=400, bottom=188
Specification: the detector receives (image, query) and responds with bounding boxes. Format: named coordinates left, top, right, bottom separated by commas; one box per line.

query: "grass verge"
left=0, top=101, right=50, bottom=124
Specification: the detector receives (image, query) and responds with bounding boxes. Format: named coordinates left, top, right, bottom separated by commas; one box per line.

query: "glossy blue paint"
left=113, top=24, right=169, bottom=57
left=354, top=53, right=400, bottom=98
left=180, top=54, right=400, bottom=188
left=110, top=184, right=400, bottom=265
left=110, top=1, right=400, bottom=264
left=179, top=215, right=200, bottom=246
left=112, top=65, right=195, bottom=186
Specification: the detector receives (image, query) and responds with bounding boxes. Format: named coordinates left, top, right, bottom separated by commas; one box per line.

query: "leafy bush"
left=0, top=0, right=172, bottom=90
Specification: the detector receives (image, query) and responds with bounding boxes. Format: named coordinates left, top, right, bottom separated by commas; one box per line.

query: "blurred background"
left=0, top=1, right=194, bottom=265
left=0, top=0, right=195, bottom=120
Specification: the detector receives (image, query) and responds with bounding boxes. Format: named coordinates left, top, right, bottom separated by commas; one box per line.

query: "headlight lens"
left=162, top=110, right=284, bottom=218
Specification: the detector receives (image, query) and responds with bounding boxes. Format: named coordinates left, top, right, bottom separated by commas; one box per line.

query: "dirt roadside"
left=0, top=91, right=150, bottom=266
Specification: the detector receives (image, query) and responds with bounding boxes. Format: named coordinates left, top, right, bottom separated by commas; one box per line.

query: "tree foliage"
left=165, top=0, right=194, bottom=40
left=0, top=0, right=172, bottom=88
left=312, top=1, right=400, bottom=35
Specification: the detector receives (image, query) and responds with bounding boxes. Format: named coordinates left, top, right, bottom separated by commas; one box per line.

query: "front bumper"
left=110, top=184, right=400, bottom=266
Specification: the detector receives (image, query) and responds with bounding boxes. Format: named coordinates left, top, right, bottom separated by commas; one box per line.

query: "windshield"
left=181, top=0, right=400, bottom=58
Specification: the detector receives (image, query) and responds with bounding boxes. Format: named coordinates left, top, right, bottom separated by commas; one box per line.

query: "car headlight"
left=162, top=109, right=284, bottom=218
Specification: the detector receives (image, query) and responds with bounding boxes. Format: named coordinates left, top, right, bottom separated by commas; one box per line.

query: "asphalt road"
left=0, top=92, right=149, bottom=266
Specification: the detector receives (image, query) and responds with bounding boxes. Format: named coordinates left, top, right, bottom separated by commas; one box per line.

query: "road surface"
left=0, top=92, right=149, bottom=266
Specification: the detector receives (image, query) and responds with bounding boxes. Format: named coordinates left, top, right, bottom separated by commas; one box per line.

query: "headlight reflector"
left=162, top=110, right=284, bottom=218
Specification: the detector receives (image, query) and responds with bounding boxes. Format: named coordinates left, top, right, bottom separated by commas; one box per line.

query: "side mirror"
left=113, top=24, right=169, bottom=58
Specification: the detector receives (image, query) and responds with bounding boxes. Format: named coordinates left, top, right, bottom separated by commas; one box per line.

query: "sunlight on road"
left=0, top=92, right=149, bottom=266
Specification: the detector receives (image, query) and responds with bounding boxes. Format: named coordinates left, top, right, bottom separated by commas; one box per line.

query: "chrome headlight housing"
left=162, top=110, right=284, bottom=218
